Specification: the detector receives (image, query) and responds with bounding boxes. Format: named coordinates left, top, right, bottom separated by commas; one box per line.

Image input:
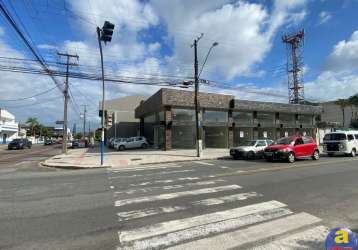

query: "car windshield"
left=274, top=137, right=294, bottom=145
left=323, top=133, right=346, bottom=141
left=237, top=140, right=257, bottom=146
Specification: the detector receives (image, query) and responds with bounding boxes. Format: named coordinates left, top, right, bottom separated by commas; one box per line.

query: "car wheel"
left=141, top=143, right=148, bottom=149
left=350, top=148, right=356, bottom=157
left=312, top=150, right=320, bottom=160
left=119, top=145, right=125, bottom=151
left=246, top=151, right=255, bottom=160
left=287, top=152, right=295, bottom=163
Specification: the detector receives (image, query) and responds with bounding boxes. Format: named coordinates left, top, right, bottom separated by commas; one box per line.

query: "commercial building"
left=0, top=109, right=19, bottom=144
left=100, top=95, right=147, bottom=141
left=135, top=88, right=322, bottom=150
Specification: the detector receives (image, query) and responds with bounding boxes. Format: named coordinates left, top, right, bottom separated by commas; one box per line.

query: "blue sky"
left=0, top=0, right=358, bottom=129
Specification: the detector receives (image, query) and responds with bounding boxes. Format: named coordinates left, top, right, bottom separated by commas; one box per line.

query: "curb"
left=135, top=156, right=231, bottom=165
left=40, top=161, right=111, bottom=170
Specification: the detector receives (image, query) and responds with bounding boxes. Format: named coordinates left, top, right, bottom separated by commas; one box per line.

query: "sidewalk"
left=0, top=144, right=7, bottom=151
left=41, top=147, right=230, bottom=169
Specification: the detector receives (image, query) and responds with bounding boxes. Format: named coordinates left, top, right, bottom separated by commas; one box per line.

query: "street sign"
left=56, top=120, right=64, bottom=125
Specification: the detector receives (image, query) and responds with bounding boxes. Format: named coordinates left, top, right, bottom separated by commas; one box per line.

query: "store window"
left=256, top=112, right=275, bottom=125
left=279, top=113, right=296, bottom=125
left=298, top=114, right=313, bottom=125
left=233, top=111, right=253, bottom=125
left=204, top=126, right=228, bottom=148
left=172, top=109, right=195, bottom=121
left=234, top=127, right=253, bottom=146
left=204, top=111, right=228, bottom=122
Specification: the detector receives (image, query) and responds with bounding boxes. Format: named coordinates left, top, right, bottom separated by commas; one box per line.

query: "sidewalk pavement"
left=0, top=144, right=7, bottom=151
left=41, top=147, right=230, bottom=169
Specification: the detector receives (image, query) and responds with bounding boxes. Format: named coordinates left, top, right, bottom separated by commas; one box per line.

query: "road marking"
left=165, top=212, right=322, bottom=250
left=192, top=192, right=263, bottom=206
left=115, top=180, right=225, bottom=195
left=128, top=176, right=222, bottom=187
left=120, top=207, right=292, bottom=250
left=119, top=200, right=286, bottom=243
left=115, top=185, right=241, bottom=207
left=116, top=191, right=261, bottom=221
left=117, top=206, right=187, bottom=221
left=194, top=161, right=215, bottom=166
left=109, top=169, right=194, bottom=179
left=110, top=186, right=114, bottom=189
left=111, top=163, right=181, bottom=172
left=249, top=225, right=329, bottom=249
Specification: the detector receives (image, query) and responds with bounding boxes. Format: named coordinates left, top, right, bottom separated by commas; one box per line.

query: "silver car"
left=115, top=137, right=149, bottom=151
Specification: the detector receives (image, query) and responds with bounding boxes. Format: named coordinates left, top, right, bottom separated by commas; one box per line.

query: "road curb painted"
left=40, top=161, right=111, bottom=170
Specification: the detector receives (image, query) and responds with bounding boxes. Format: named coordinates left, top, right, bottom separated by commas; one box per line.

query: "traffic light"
left=100, top=21, right=115, bottom=43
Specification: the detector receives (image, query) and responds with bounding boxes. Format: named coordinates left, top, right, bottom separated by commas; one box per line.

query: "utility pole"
left=81, top=105, right=87, bottom=139
left=57, top=52, right=79, bottom=154
left=192, top=33, right=204, bottom=157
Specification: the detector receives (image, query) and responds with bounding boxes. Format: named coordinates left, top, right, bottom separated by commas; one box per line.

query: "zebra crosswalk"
left=108, top=162, right=328, bottom=250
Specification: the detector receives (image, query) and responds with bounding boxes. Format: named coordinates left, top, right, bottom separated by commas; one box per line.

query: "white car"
left=230, top=139, right=274, bottom=159
left=323, top=131, right=358, bottom=157
left=115, top=137, right=149, bottom=151
left=113, top=138, right=126, bottom=150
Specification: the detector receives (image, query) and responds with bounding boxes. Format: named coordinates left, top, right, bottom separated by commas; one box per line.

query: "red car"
left=264, top=136, right=319, bottom=163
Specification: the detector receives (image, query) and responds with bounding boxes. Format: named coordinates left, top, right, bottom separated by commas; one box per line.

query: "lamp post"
left=192, top=35, right=218, bottom=157
left=97, top=21, right=115, bottom=166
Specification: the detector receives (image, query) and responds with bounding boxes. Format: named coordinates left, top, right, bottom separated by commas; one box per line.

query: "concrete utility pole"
left=81, top=105, right=87, bottom=138
left=192, top=33, right=204, bottom=157
left=57, top=52, right=79, bottom=154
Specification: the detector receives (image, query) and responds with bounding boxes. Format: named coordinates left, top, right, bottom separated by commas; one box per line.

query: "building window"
left=256, top=112, right=275, bottom=125
left=279, top=113, right=296, bottom=125
left=144, top=114, right=156, bottom=123
left=204, top=110, right=228, bottom=122
left=233, top=111, right=253, bottom=125
left=297, top=114, right=312, bottom=125
left=172, top=109, right=195, bottom=121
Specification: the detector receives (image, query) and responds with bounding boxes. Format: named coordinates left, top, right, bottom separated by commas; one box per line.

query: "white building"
left=0, top=109, right=19, bottom=144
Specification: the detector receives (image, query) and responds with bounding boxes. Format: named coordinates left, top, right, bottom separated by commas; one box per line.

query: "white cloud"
left=148, top=42, right=161, bottom=55
left=318, top=11, right=332, bottom=25
left=151, top=0, right=307, bottom=80
left=325, top=30, right=358, bottom=72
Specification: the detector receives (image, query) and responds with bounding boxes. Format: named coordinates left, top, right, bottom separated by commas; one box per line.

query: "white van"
left=323, top=131, right=358, bottom=157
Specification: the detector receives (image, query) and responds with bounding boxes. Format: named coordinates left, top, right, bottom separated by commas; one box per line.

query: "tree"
left=75, top=132, right=83, bottom=140
left=348, top=94, right=358, bottom=120
left=26, top=117, right=39, bottom=137
left=335, top=99, right=349, bottom=127
left=351, top=119, right=358, bottom=129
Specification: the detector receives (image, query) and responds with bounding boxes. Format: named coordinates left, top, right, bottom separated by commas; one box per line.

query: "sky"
left=0, top=0, right=357, bottom=130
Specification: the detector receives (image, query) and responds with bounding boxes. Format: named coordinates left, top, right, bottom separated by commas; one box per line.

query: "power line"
left=0, top=1, right=64, bottom=92
left=0, top=86, right=58, bottom=101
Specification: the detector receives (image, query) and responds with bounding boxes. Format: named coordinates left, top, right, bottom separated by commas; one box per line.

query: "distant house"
left=0, top=109, right=19, bottom=144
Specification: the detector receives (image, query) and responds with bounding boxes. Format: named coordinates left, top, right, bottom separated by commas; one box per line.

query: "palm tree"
left=26, top=117, right=39, bottom=137
left=334, top=99, right=349, bottom=127
left=348, top=94, right=358, bottom=120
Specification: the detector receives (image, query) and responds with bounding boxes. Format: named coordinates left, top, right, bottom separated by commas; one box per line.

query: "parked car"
left=230, top=139, right=274, bottom=159
left=323, top=131, right=358, bottom=157
left=264, top=136, right=319, bottom=163
left=44, top=138, right=54, bottom=145
left=71, top=139, right=88, bottom=148
left=8, top=138, right=32, bottom=150
left=116, top=136, right=149, bottom=151
left=112, top=138, right=125, bottom=150
left=108, top=138, right=115, bottom=148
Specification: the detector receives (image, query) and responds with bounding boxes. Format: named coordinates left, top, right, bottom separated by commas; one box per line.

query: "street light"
left=198, top=42, right=219, bottom=77
left=97, top=21, right=115, bottom=166
left=192, top=35, right=219, bottom=157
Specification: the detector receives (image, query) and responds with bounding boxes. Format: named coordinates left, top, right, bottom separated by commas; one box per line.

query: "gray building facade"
left=135, top=88, right=322, bottom=150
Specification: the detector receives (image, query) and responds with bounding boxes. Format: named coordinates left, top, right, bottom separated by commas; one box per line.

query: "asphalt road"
left=1, top=147, right=358, bottom=249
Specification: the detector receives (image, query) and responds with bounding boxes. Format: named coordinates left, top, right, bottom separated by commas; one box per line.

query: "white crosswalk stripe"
left=108, top=165, right=327, bottom=250
left=119, top=200, right=287, bottom=243
left=117, top=191, right=262, bottom=221
left=115, top=185, right=241, bottom=207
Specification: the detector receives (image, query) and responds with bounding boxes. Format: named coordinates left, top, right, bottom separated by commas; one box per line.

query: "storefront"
left=135, top=88, right=322, bottom=150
